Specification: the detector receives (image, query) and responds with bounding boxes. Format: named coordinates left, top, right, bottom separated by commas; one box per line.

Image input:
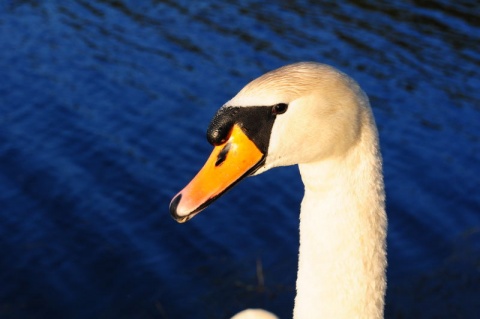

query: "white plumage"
left=228, top=63, right=387, bottom=318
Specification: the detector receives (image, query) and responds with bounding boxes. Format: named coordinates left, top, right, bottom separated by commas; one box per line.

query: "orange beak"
left=169, top=124, right=265, bottom=223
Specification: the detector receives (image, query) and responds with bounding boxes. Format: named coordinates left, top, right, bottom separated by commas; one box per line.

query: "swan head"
left=170, top=62, right=367, bottom=222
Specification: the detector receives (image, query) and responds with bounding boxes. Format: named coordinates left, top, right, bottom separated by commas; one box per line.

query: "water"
left=0, top=1, right=479, bottom=318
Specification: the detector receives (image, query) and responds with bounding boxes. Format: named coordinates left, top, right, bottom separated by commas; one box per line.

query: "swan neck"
left=294, top=134, right=387, bottom=318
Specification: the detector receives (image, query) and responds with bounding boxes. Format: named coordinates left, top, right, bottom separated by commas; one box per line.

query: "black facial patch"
left=206, top=106, right=277, bottom=154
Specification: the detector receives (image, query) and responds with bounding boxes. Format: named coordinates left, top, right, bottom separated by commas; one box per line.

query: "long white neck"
left=294, top=113, right=387, bottom=319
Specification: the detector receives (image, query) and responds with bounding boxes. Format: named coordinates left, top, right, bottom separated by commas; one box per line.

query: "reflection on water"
left=0, top=1, right=479, bottom=318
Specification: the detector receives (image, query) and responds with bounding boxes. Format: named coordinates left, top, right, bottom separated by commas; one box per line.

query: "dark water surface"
left=1, top=1, right=479, bottom=318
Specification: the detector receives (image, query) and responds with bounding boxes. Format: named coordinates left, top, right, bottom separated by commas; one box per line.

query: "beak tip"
left=169, top=193, right=185, bottom=223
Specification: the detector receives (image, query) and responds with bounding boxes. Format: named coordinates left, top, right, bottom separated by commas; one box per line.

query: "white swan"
left=170, top=62, right=387, bottom=318
left=230, top=309, right=279, bottom=319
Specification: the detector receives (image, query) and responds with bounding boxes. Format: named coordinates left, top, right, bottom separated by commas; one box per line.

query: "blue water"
left=1, top=1, right=479, bottom=318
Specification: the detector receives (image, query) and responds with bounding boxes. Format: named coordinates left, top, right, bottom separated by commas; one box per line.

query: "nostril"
left=215, top=143, right=231, bottom=166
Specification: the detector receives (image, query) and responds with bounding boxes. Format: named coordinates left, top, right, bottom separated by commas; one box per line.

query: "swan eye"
left=272, top=103, right=288, bottom=115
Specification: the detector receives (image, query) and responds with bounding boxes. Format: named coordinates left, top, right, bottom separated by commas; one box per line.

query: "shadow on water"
left=0, top=1, right=479, bottom=318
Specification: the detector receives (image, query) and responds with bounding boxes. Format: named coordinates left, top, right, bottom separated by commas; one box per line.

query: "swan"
left=169, top=62, right=387, bottom=318
left=230, top=309, right=279, bottom=319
